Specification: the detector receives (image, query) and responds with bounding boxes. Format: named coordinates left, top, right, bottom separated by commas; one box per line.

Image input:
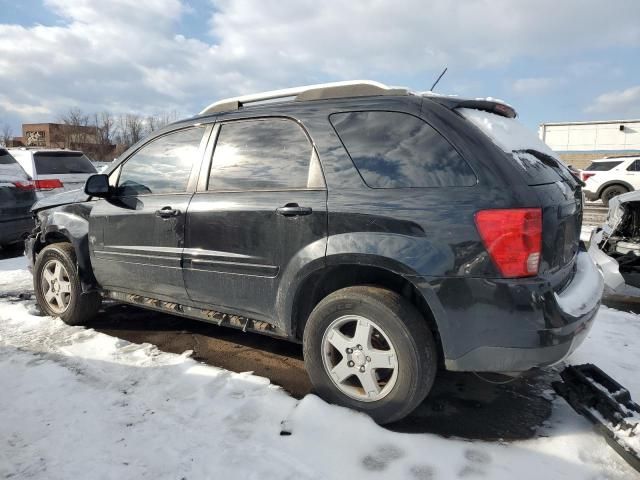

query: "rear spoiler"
left=425, top=96, right=517, bottom=119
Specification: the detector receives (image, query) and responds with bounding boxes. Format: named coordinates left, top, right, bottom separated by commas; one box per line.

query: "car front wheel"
left=303, top=286, right=437, bottom=424
left=34, top=243, right=101, bottom=325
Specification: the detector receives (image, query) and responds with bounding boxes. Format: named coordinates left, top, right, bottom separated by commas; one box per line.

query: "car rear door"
left=624, top=159, right=640, bottom=189
left=183, top=117, right=327, bottom=324
left=89, top=126, right=209, bottom=301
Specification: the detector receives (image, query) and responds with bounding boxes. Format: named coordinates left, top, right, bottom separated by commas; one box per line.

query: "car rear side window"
left=208, top=118, right=323, bottom=191
left=0, top=149, right=18, bottom=165
left=586, top=161, right=622, bottom=171
left=33, top=152, right=97, bottom=174
left=116, top=126, right=205, bottom=196
left=626, top=160, right=640, bottom=171
left=330, top=111, right=476, bottom=188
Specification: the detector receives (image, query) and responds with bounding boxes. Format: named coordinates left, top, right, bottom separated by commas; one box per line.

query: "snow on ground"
left=0, top=257, right=639, bottom=479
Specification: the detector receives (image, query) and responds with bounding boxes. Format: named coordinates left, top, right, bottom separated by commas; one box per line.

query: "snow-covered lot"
left=1, top=255, right=639, bottom=479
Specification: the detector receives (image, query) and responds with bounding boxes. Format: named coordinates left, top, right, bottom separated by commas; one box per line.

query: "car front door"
left=89, top=125, right=210, bottom=301
left=183, top=117, right=327, bottom=325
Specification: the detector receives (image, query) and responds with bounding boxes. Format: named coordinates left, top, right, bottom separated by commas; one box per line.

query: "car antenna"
left=430, top=67, right=448, bottom=92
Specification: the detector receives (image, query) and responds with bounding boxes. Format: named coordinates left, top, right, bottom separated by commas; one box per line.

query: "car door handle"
left=155, top=206, right=180, bottom=218
left=276, top=203, right=312, bottom=217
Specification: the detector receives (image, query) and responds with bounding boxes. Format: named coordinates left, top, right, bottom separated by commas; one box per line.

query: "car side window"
left=115, top=127, right=205, bottom=196
left=330, top=111, right=477, bottom=188
left=627, top=160, right=640, bottom=172
left=207, top=118, right=323, bottom=191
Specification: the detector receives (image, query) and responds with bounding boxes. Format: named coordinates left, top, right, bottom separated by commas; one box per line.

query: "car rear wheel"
left=601, top=185, right=629, bottom=206
left=303, top=286, right=437, bottom=424
left=34, top=243, right=101, bottom=325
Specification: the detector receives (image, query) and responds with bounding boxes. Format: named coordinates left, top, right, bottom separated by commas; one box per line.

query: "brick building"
left=539, top=119, right=640, bottom=169
left=10, top=123, right=116, bottom=161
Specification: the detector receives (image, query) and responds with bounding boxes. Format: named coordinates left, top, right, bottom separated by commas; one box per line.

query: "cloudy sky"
left=1, top=0, right=640, bottom=134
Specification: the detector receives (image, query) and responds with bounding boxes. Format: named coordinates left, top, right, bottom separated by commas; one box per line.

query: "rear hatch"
left=0, top=149, right=37, bottom=222
left=33, top=151, right=97, bottom=192
left=458, top=107, right=583, bottom=282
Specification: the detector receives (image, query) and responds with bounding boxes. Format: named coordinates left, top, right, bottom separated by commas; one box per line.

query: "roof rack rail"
left=199, top=80, right=409, bottom=115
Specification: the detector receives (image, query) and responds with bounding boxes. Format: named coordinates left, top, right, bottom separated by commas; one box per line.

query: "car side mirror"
left=85, top=174, right=110, bottom=198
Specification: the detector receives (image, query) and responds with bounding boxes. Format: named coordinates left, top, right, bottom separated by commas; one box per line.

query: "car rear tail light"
left=34, top=179, right=64, bottom=191
left=12, top=181, right=35, bottom=191
left=581, top=172, right=595, bottom=182
left=474, top=208, right=542, bottom=278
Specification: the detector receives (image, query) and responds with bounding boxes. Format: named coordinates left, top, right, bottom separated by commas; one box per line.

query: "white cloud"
left=586, top=85, right=640, bottom=117
left=511, top=77, right=563, bottom=94
left=1, top=0, right=639, bottom=127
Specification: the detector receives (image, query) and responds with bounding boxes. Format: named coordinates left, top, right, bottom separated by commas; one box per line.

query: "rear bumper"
left=0, top=216, right=34, bottom=245
left=411, top=249, right=603, bottom=372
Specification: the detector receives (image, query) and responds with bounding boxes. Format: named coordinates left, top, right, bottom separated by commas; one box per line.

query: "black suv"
left=26, top=81, right=602, bottom=423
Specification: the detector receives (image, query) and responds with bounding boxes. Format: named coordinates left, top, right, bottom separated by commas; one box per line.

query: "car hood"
left=31, top=188, right=90, bottom=212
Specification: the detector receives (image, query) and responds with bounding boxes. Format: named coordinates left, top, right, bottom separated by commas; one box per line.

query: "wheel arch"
left=289, top=262, right=445, bottom=364
left=32, top=207, right=98, bottom=292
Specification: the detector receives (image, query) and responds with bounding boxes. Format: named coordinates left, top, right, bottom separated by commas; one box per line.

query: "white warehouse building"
left=539, top=119, right=640, bottom=169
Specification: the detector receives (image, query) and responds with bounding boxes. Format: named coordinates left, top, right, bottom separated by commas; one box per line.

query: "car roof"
left=591, top=156, right=640, bottom=162
left=8, top=148, right=84, bottom=155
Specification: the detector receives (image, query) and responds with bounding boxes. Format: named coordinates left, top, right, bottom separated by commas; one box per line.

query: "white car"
left=8, top=148, right=97, bottom=199
left=581, top=155, right=640, bottom=205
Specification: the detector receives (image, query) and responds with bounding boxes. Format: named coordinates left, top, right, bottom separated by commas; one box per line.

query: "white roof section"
left=7, top=147, right=83, bottom=154
left=540, top=119, right=640, bottom=127
left=199, top=80, right=410, bottom=115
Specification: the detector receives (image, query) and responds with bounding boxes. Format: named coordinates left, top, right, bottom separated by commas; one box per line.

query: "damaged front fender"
left=30, top=201, right=98, bottom=292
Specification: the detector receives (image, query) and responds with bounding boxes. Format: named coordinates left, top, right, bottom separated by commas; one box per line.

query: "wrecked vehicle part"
left=26, top=201, right=99, bottom=292
left=591, top=192, right=640, bottom=293
left=553, top=364, right=640, bottom=473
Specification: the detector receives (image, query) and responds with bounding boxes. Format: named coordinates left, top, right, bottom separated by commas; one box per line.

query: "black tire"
left=601, top=185, right=628, bottom=206
left=34, top=243, right=101, bottom=326
left=302, top=286, right=437, bottom=424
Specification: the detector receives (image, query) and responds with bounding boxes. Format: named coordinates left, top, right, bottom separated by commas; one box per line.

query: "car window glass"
left=33, top=152, right=96, bottom=175
left=626, top=160, right=640, bottom=172
left=116, top=127, right=205, bottom=196
left=585, top=161, right=622, bottom=171
left=330, top=111, right=476, bottom=188
left=208, top=118, right=318, bottom=191
left=0, top=149, right=28, bottom=179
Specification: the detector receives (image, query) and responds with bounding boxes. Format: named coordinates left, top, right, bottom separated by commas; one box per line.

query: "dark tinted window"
left=34, top=152, right=96, bottom=174
left=627, top=160, right=640, bottom=171
left=208, top=118, right=321, bottom=191
left=116, top=127, right=205, bottom=196
left=586, top=161, right=622, bottom=171
left=0, top=149, right=17, bottom=165
left=0, top=149, right=28, bottom=180
left=330, top=111, right=476, bottom=188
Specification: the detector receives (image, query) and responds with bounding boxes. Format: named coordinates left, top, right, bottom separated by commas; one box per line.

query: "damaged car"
left=26, top=80, right=603, bottom=424
left=589, top=190, right=640, bottom=295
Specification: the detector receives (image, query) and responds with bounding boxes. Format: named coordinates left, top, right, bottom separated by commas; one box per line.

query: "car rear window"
left=458, top=108, right=578, bottom=186
left=330, top=111, right=476, bottom=188
left=585, top=161, right=623, bottom=171
left=33, top=152, right=97, bottom=175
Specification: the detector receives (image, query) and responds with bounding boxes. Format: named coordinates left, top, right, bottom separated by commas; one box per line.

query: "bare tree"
left=146, top=111, right=178, bottom=134
left=115, top=113, right=144, bottom=148
left=0, top=123, right=12, bottom=146
left=60, top=107, right=91, bottom=147
left=92, top=111, right=116, bottom=160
